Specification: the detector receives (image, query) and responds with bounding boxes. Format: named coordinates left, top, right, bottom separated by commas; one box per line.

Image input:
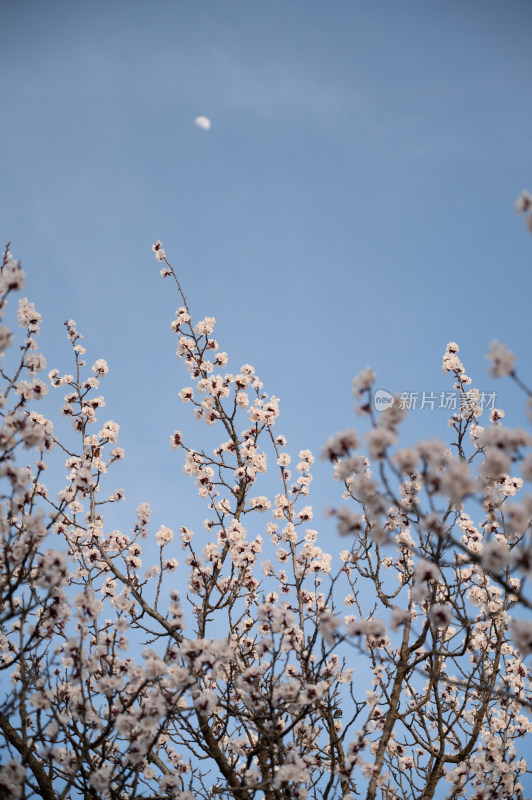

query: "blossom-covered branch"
left=0, top=238, right=529, bottom=800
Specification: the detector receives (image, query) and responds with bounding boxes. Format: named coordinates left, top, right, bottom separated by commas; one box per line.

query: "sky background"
left=1, top=1, right=532, bottom=793
left=1, top=0, right=532, bottom=569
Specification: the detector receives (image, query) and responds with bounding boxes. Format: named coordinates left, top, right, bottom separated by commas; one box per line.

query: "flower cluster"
left=515, top=189, right=532, bottom=233
left=0, top=240, right=530, bottom=800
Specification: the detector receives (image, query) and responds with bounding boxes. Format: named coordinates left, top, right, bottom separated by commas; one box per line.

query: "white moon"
left=194, top=116, right=212, bottom=130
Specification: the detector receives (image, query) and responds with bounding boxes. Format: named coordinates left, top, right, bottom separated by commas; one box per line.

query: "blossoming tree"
left=0, top=233, right=531, bottom=800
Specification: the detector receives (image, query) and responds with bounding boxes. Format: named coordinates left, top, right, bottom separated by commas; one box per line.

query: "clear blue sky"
left=1, top=0, right=531, bottom=531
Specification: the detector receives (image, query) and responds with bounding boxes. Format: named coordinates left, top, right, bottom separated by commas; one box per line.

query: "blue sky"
left=1, top=0, right=531, bottom=533
left=1, top=2, right=532, bottom=794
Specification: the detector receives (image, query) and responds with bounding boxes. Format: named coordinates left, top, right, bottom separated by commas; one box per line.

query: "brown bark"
left=0, top=711, right=56, bottom=800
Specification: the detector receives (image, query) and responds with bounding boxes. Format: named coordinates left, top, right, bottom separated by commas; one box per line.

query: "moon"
left=194, top=116, right=212, bottom=130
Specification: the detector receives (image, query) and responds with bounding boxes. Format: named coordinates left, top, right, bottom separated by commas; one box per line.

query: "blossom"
left=509, top=618, right=532, bottom=656
left=179, top=386, right=194, bottom=403
left=0, top=760, right=26, bottom=799
left=249, top=496, right=271, bottom=512
left=515, top=189, right=532, bottom=214
left=321, top=429, right=360, bottom=460
left=366, top=428, right=396, bottom=461
left=352, top=366, right=376, bottom=394
left=414, top=559, right=440, bottom=583
left=170, top=430, right=183, bottom=448
left=479, top=447, right=512, bottom=481
left=335, top=507, right=364, bottom=537
left=91, top=358, right=108, bottom=377
left=429, top=604, right=452, bottom=628
left=319, top=612, right=341, bottom=645
left=504, top=502, right=529, bottom=537
left=439, top=460, right=477, bottom=505
left=0, top=257, right=26, bottom=291
left=297, top=505, right=313, bottom=521
left=298, top=448, right=314, bottom=465
left=73, top=587, right=104, bottom=619
left=236, top=391, right=249, bottom=408
left=347, top=618, right=386, bottom=637
left=194, top=316, right=216, bottom=336
left=24, top=353, right=46, bottom=374
left=99, top=420, right=119, bottom=442
left=17, top=297, right=41, bottom=332
left=512, top=547, right=532, bottom=580
left=155, top=525, right=174, bottom=547
left=442, top=341, right=464, bottom=374
left=481, top=539, right=510, bottom=573
left=15, top=378, right=48, bottom=400
left=152, top=240, right=166, bottom=261
left=393, top=446, right=419, bottom=474
left=344, top=593, right=356, bottom=606
left=486, top=340, right=515, bottom=378
left=0, top=325, right=14, bottom=352
left=390, top=607, right=410, bottom=630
